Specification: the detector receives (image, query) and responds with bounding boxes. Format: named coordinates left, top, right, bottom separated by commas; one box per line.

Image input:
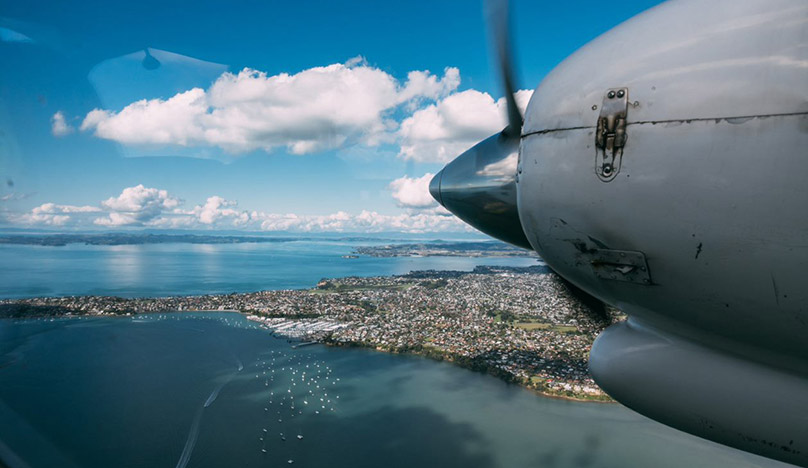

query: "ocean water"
left=0, top=240, right=539, bottom=299
left=0, top=313, right=788, bottom=468
left=0, top=242, right=792, bottom=467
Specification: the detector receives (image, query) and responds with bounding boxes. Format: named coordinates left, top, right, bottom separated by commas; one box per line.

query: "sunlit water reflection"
left=0, top=241, right=539, bottom=299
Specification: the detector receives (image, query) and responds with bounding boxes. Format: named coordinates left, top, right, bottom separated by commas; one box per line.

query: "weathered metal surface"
left=518, top=0, right=808, bottom=367
left=589, top=249, right=651, bottom=284
left=522, top=0, right=808, bottom=134
left=432, top=0, right=808, bottom=464
left=520, top=114, right=808, bottom=367
left=515, top=1, right=808, bottom=464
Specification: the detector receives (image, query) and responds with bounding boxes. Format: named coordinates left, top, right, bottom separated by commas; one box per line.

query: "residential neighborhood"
left=1, top=265, right=621, bottom=401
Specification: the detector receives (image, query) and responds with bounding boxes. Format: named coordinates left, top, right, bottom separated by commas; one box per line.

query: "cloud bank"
left=11, top=185, right=466, bottom=233
left=81, top=60, right=461, bottom=156
left=76, top=58, right=531, bottom=164
left=18, top=203, right=100, bottom=226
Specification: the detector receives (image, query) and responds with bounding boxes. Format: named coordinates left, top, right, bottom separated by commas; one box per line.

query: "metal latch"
left=595, top=88, right=628, bottom=182
left=589, top=249, right=651, bottom=285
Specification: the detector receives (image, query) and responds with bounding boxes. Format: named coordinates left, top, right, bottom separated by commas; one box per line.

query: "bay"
left=0, top=314, right=787, bottom=468
left=0, top=241, right=792, bottom=467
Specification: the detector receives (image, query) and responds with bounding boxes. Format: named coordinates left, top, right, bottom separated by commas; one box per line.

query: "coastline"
left=0, top=310, right=612, bottom=403
left=318, top=338, right=614, bottom=403
left=1, top=265, right=621, bottom=402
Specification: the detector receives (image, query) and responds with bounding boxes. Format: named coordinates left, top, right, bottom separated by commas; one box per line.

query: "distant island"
left=354, top=241, right=537, bottom=258
left=0, top=233, right=301, bottom=247
left=0, top=233, right=537, bottom=259
left=0, top=234, right=528, bottom=257
left=0, top=265, right=619, bottom=402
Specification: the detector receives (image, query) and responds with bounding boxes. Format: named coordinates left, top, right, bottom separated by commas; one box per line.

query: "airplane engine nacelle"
left=433, top=0, right=808, bottom=464
left=515, top=0, right=808, bottom=464
left=517, top=0, right=808, bottom=368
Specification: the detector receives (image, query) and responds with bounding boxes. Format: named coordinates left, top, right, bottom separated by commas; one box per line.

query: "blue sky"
left=0, top=0, right=663, bottom=233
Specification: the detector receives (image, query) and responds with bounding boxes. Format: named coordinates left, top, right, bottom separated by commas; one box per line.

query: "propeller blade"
left=486, top=0, right=522, bottom=138
left=486, top=1, right=611, bottom=318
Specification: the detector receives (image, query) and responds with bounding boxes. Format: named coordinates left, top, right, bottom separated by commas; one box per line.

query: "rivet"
left=616, top=90, right=625, bottom=98
left=591, top=105, right=598, bottom=111
left=607, top=91, right=616, bottom=99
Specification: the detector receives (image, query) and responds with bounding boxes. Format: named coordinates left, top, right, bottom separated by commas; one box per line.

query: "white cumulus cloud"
left=252, top=208, right=465, bottom=233
left=81, top=89, right=206, bottom=146
left=397, top=89, right=532, bottom=163
left=51, top=111, right=73, bottom=136
left=179, top=196, right=250, bottom=226
left=10, top=184, right=470, bottom=233
left=17, top=203, right=100, bottom=226
left=95, top=185, right=181, bottom=226
left=80, top=60, right=461, bottom=155
left=389, top=173, right=436, bottom=208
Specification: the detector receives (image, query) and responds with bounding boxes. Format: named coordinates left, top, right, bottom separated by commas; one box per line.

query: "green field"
left=515, top=321, right=551, bottom=330
left=515, top=321, right=579, bottom=333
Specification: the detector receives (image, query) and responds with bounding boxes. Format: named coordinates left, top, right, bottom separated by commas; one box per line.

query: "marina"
left=0, top=313, right=787, bottom=468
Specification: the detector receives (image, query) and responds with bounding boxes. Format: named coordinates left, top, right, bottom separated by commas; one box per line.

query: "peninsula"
left=353, top=241, right=537, bottom=258
left=0, top=266, right=620, bottom=401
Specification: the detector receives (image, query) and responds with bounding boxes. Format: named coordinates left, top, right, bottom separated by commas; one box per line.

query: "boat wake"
left=178, top=359, right=244, bottom=467
left=203, top=382, right=226, bottom=408
left=174, top=407, right=203, bottom=468
left=203, top=389, right=219, bottom=408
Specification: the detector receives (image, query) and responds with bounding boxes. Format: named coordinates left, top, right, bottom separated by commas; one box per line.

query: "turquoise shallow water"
left=0, top=313, right=789, bottom=468
left=0, top=241, right=538, bottom=299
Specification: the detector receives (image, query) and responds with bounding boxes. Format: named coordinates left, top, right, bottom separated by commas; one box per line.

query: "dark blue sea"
left=0, top=241, right=790, bottom=467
